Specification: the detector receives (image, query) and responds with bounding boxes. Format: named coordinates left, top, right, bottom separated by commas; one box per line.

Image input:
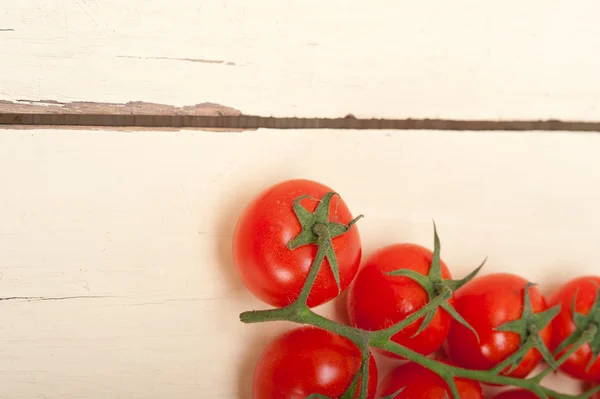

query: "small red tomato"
left=492, top=389, right=542, bottom=399
left=377, top=361, right=483, bottom=399
left=548, top=276, right=600, bottom=382
left=346, top=243, right=453, bottom=358
left=583, top=382, right=600, bottom=399
left=445, top=273, right=552, bottom=378
left=253, top=327, right=378, bottom=399
left=232, top=179, right=362, bottom=308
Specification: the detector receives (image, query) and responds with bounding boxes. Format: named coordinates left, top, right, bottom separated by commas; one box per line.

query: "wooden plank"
left=1, top=1, right=600, bottom=120
left=0, top=128, right=598, bottom=397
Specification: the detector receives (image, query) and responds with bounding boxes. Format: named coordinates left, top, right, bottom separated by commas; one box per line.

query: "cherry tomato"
left=346, top=243, right=453, bottom=358
left=377, top=361, right=483, bottom=399
left=583, top=382, right=600, bottom=399
left=445, top=273, right=552, bottom=379
left=548, top=276, right=600, bottom=382
left=593, top=384, right=600, bottom=399
left=492, top=389, right=542, bottom=399
left=232, top=179, right=362, bottom=308
left=253, top=327, right=378, bottom=399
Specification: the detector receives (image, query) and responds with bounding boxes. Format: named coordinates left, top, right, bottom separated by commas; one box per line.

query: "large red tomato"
left=445, top=273, right=552, bottom=379
left=376, top=361, right=483, bottom=399
left=232, top=179, right=362, bottom=308
left=253, top=327, right=378, bottom=399
left=492, top=389, right=542, bottom=399
left=346, top=243, right=453, bottom=358
left=548, top=276, right=600, bottom=382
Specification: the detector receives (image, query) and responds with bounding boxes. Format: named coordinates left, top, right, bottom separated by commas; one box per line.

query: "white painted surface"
left=1, top=1, right=600, bottom=119
left=0, top=128, right=598, bottom=398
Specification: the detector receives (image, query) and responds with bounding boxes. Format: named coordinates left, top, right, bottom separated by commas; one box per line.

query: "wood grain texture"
left=1, top=129, right=599, bottom=398
left=1, top=0, right=600, bottom=120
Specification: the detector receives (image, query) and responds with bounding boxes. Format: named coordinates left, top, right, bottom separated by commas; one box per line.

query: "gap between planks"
left=1, top=100, right=600, bottom=132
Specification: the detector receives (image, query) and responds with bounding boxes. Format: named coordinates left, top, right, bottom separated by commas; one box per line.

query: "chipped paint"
left=0, top=100, right=248, bottom=131
left=0, top=99, right=242, bottom=116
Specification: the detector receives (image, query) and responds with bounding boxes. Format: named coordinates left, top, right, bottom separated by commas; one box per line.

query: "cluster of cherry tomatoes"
left=232, top=179, right=600, bottom=399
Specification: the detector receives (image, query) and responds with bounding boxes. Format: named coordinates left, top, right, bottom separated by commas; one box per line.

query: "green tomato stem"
left=371, top=292, right=448, bottom=343
left=295, top=223, right=332, bottom=305
left=239, top=222, right=334, bottom=325
left=238, top=193, right=597, bottom=399
left=580, top=384, right=600, bottom=399
left=533, top=325, right=596, bottom=382
left=303, top=307, right=370, bottom=348
left=239, top=304, right=303, bottom=324
left=490, top=338, right=536, bottom=374
left=360, top=351, right=370, bottom=399
left=241, top=298, right=591, bottom=399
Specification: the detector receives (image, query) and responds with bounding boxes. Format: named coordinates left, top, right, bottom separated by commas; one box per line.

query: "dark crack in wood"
left=0, top=100, right=599, bottom=132
left=1, top=113, right=600, bottom=132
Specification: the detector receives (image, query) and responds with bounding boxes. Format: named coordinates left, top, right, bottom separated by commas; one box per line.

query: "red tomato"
left=548, top=276, right=600, bottom=382
left=253, top=327, right=378, bottom=399
left=445, top=273, right=552, bottom=379
left=492, top=389, right=542, bottom=399
left=346, top=243, right=453, bottom=358
left=377, top=361, right=483, bottom=399
left=583, top=382, right=600, bottom=399
left=232, top=179, right=362, bottom=308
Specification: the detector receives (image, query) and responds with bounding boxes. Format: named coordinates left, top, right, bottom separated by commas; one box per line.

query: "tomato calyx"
left=380, top=389, right=406, bottom=399
left=554, top=285, right=600, bottom=371
left=302, top=362, right=365, bottom=399
left=338, top=358, right=367, bottom=399
left=287, top=192, right=363, bottom=295
left=302, top=358, right=403, bottom=399
left=240, top=191, right=363, bottom=325
left=340, top=357, right=376, bottom=399
left=378, top=388, right=406, bottom=399
left=491, top=282, right=560, bottom=374
left=383, top=222, right=484, bottom=340
left=301, top=356, right=376, bottom=399
left=239, top=189, right=598, bottom=399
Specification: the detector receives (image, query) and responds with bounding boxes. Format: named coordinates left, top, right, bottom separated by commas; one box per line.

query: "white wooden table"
left=1, top=1, right=600, bottom=398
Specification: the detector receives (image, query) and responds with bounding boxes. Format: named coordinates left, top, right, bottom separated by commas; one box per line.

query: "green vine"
left=239, top=192, right=600, bottom=399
